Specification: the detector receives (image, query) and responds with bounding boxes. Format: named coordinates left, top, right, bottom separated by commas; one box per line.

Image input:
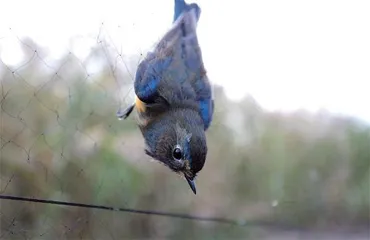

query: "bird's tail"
left=173, top=0, right=201, bottom=23
left=156, top=2, right=200, bottom=56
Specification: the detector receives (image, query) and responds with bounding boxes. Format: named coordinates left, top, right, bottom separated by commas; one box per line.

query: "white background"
left=1, top=0, right=369, bottom=122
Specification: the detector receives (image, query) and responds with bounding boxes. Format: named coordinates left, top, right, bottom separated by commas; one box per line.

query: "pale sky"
left=1, top=0, right=370, bottom=122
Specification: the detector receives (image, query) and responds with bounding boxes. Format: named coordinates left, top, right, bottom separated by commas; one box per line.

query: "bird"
left=118, top=0, right=214, bottom=194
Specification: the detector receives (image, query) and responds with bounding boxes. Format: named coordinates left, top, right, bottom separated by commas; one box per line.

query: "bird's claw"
left=117, top=104, right=135, bottom=120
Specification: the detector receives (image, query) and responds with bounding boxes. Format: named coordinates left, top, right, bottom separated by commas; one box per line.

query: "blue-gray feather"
left=134, top=1, right=213, bottom=130
left=131, top=0, right=212, bottom=192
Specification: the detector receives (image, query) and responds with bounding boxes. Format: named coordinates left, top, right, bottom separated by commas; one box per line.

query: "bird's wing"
left=176, top=6, right=213, bottom=130
left=134, top=0, right=195, bottom=104
left=134, top=51, right=171, bottom=104
left=134, top=1, right=213, bottom=130
left=134, top=1, right=199, bottom=104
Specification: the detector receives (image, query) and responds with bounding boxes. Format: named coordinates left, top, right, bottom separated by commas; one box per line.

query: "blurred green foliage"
left=0, top=38, right=369, bottom=239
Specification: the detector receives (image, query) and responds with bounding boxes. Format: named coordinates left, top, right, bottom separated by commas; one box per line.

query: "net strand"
left=0, top=194, right=239, bottom=225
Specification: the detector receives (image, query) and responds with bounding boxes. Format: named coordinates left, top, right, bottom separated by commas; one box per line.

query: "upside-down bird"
left=118, top=0, right=213, bottom=194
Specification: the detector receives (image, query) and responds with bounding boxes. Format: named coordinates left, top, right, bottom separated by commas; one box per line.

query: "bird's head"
left=144, top=117, right=207, bottom=194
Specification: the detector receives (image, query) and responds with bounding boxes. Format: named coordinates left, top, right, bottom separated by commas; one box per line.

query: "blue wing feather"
left=135, top=0, right=213, bottom=130
left=199, top=99, right=213, bottom=130
left=195, top=77, right=213, bottom=130
left=135, top=54, right=173, bottom=102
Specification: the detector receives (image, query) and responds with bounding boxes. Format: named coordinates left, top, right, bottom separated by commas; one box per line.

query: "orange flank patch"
left=135, top=96, right=146, bottom=113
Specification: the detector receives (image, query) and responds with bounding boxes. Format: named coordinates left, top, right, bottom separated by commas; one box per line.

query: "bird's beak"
left=185, top=175, right=196, bottom=194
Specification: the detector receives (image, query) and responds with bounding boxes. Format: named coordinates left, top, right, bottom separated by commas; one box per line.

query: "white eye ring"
left=172, top=145, right=183, bottom=160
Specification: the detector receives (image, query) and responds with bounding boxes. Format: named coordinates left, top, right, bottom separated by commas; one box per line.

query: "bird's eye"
left=172, top=147, right=182, bottom=160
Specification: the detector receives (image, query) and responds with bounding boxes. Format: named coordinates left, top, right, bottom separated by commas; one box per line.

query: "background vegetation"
left=0, top=36, right=369, bottom=239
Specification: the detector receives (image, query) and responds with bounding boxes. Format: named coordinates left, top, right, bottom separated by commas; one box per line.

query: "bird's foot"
left=117, top=104, right=135, bottom=120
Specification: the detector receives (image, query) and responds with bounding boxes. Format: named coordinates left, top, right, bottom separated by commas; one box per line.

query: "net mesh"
left=1, top=3, right=370, bottom=240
